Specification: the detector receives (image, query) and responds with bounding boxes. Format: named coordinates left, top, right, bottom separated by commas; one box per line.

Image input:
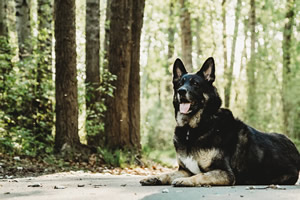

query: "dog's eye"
left=178, top=80, right=184, bottom=87
left=191, top=80, right=199, bottom=86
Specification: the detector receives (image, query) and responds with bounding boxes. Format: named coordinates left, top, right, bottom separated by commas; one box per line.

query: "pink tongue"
left=180, top=103, right=191, bottom=114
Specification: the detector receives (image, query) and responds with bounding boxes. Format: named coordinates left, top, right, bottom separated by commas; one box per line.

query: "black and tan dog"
left=140, top=57, right=300, bottom=186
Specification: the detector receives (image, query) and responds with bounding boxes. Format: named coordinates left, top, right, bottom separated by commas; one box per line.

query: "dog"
left=140, top=57, right=300, bottom=186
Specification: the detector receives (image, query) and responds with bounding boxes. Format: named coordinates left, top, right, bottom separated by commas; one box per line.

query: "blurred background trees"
left=0, top=0, right=299, bottom=165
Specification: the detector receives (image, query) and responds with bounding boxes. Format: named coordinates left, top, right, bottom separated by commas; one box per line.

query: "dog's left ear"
left=197, top=57, right=215, bottom=83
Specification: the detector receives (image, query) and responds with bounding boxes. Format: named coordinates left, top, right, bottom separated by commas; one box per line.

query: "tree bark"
left=0, top=0, right=11, bottom=97
left=195, top=18, right=202, bottom=66
left=85, top=0, right=101, bottom=146
left=128, top=0, right=145, bottom=152
left=54, top=0, right=80, bottom=152
left=179, top=0, right=193, bottom=71
left=246, top=0, right=257, bottom=125
left=105, top=0, right=145, bottom=151
left=222, top=0, right=228, bottom=104
left=224, top=0, right=241, bottom=108
left=167, top=0, right=175, bottom=68
left=15, top=0, right=32, bottom=60
left=282, top=0, right=295, bottom=137
left=103, top=0, right=111, bottom=67
left=0, top=0, right=9, bottom=37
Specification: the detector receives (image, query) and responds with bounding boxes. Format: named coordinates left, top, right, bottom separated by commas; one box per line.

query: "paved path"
left=1, top=172, right=300, bottom=200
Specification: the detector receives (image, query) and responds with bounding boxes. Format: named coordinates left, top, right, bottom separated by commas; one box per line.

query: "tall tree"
left=15, top=0, right=32, bottom=60
left=0, top=0, right=9, bottom=37
left=103, top=0, right=111, bottom=65
left=0, top=0, right=11, bottom=94
left=195, top=18, right=202, bottom=66
left=35, top=0, right=54, bottom=146
left=224, top=0, right=242, bottom=108
left=246, top=0, right=257, bottom=125
left=54, top=0, right=81, bottom=152
left=179, top=0, right=193, bottom=71
left=167, top=0, right=175, bottom=69
left=222, top=0, right=228, bottom=103
left=105, top=0, right=145, bottom=151
left=85, top=0, right=101, bottom=146
left=282, top=0, right=295, bottom=137
left=128, top=0, right=145, bottom=152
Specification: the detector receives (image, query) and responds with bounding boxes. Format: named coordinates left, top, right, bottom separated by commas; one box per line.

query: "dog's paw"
left=172, top=177, right=195, bottom=187
left=140, top=176, right=163, bottom=186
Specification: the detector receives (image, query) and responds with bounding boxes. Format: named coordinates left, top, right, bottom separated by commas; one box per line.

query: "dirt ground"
left=1, top=172, right=300, bottom=200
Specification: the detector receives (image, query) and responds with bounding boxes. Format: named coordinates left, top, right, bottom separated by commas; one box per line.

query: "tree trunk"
left=222, top=0, right=228, bottom=104
left=105, top=0, right=145, bottom=151
left=0, top=0, right=9, bottom=37
left=35, top=0, right=54, bottom=146
left=15, top=0, right=32, bottom=60
left=85, top=0, right=102, bottom=146
left=165, top=0, right=176, bottom=93
left=195, top=18, right=202, bottom=66
left=282, top=0, right=295, bottom=137
left=179, top=0, right=193, bottom=71
left=54, top=0, right=80, bottom=152
left=167, top=0, right=175, bottom=68
left=0, top=0, right=11, bottom=96
left=128, top=0, right=145, bottom=152
left=246, top=0, right=257, bottom=125
left=224, top=0, right=241, bottom=108
left=103, top=0, right=111, bottom=67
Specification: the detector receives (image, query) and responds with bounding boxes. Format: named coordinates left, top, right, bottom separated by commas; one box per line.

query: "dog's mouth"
left=179, top=102, right=192, bottom=114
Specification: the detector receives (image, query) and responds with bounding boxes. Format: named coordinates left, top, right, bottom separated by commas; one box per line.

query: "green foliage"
left=0, top=35, right=54, bottom=157
left=98, top=147, right=137, bottom=168
left=85, top=69, right=116, bottom=145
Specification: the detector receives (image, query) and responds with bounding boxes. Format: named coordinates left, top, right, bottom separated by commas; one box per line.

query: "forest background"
left=0, top=0, right=300, bottom=170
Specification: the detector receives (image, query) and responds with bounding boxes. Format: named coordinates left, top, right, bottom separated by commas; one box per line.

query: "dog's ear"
left=197, top=57, right=215, bottom=83
left=173, top=58, right=187, bottom=80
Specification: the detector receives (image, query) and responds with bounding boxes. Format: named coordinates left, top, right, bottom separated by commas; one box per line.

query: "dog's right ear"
left=173, top=58, right=187, bottom=80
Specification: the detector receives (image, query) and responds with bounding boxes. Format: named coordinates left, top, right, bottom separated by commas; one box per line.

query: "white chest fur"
left=178, top=155, right=201, bottom=174
left=178, top=148, right=219, bottom=174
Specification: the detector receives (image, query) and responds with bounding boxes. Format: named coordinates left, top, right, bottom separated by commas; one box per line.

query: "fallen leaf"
left=28, top=183, right=42, bottom=187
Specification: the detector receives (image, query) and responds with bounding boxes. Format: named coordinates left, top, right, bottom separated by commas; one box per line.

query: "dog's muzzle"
left=177, top=87, right=192, bottom=114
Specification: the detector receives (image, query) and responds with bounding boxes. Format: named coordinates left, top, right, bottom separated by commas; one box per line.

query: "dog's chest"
left=178, top=148, right=219, bottom=174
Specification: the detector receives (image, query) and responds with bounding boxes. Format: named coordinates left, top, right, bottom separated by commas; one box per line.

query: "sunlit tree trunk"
left=85, top=0, right=102, bottom=146
left=0, top=0, right=9, bottom=37
left=195, top=18, right=202, bottom=66
left=179, top=0, right=192, bottom=71
left=222, top=0, right=228, bottom=104
left=105, top=0, right=145, bottom=152
left=15, top=0, right=32, bottom=60
left=167, top=0, right=175, bottom=69
left=246, top=0, right=257, bottom=125
left=54, top=0, right=81, bottom=152
left=282, top=0, right=295, bottom=137
left=103, top=0, right=111, bottom=66
left=224, top=0, right=241, bottom=108
left=0, top=0, right=11, bottom=95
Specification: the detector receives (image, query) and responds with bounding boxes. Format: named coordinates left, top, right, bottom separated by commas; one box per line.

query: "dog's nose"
left=178, top=88, right=187, bottom=96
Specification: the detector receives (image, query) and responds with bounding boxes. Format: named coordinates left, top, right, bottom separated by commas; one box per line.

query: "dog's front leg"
left=172, top=170, right=235, bottom=187
left=140, top=169, right=191, bottom=186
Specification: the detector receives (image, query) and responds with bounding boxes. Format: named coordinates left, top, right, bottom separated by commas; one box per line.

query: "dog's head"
left=172, top=57, right=221, bottom=127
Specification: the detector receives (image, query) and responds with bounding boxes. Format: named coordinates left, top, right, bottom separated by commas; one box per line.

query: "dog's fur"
left=140, top=57, right=300, bottom=186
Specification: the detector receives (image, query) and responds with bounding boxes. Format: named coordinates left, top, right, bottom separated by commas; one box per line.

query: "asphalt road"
left=1, top=172, right=300, bottom=200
